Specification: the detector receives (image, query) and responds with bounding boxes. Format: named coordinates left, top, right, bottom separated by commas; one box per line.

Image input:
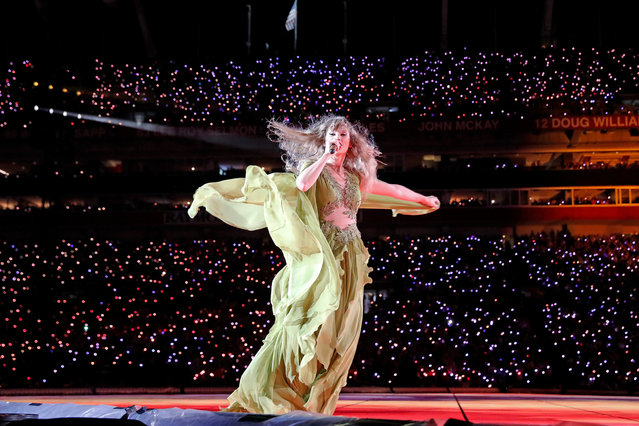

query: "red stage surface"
left=2, top=392, right=638, bottom=425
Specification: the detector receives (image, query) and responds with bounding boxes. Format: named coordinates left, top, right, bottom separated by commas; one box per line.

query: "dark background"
left=2, top=0, right=639, bottom=64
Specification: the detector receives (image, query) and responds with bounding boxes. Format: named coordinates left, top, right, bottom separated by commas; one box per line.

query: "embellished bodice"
left=318, top=168, right=362, bottom=247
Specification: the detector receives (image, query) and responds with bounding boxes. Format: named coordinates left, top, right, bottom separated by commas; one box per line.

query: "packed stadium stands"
left=1, top=47, right=638, bottom=393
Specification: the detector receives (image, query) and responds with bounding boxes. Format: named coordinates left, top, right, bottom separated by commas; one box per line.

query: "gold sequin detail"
left=319, top=168, right=361, bottom=247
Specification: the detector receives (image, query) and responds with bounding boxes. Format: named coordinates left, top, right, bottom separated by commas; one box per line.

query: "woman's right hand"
left=296, top=152, right=331, bottom=192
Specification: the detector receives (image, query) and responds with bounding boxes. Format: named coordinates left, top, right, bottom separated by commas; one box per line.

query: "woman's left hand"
left=420, top=195, right=441, bottom=209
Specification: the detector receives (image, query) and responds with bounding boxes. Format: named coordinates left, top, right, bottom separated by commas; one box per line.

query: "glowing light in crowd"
left=2, top=48, right=639, bottom=129
left=0, top=234, right=637, bottom=388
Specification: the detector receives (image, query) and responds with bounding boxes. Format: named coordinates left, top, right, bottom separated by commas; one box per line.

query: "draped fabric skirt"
left=225, top=235, right=371, bottom=415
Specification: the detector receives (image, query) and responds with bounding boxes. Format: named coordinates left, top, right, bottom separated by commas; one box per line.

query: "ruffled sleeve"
left=188, top=165, right=327, bottom=302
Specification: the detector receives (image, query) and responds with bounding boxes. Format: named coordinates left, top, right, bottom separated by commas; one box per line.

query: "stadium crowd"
left=2, top=47, right=639, bottom=129
left=1, top=231, right=637, bottom=392
left=1, top=47, right=638, bottom=395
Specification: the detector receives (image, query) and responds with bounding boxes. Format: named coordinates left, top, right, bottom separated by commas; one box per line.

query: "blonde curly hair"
left=267, top=115, right=380, bottom=194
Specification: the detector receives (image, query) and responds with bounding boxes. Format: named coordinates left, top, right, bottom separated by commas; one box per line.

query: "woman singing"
left=188, top=115, right=439, bottom=415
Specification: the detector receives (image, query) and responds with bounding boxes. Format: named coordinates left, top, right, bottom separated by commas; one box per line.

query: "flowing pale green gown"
left=188, top=165, right=436, bottom=415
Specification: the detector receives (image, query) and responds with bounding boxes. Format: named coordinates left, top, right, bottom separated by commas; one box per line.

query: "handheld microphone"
left=329, top=143, right=337, bottom=154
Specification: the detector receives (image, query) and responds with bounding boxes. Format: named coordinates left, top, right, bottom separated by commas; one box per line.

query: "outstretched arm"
left=369, top=178, right=440, bottom=209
